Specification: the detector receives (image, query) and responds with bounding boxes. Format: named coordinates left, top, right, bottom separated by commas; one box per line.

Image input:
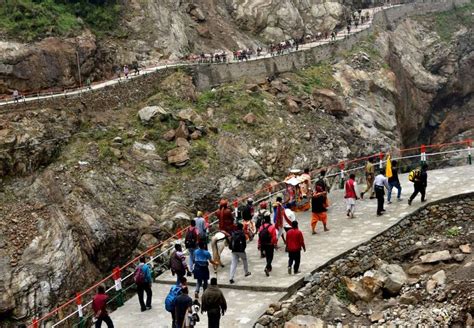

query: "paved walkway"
left=0, top=7, right=387, bottom=107
left=110, top=165, right=474, bottom=327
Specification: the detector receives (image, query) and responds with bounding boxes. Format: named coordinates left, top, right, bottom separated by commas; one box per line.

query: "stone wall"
left=191, top=0, right=470, bottom=90
left=256, top=192, right=474, bottom=327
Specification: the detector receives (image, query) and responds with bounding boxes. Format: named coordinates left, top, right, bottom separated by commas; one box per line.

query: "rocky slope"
left=0, top=0, right=349, bottom=94
left=0, top=4, right=472, bottom=327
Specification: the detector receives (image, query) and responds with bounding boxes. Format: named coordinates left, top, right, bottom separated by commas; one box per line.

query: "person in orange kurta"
left=311, top=185, right=329, bottom=234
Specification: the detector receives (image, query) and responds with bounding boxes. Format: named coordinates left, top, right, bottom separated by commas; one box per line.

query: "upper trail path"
left=0, top=7, right=385, bottom=107
left=110, top=165, right=474, bottom=327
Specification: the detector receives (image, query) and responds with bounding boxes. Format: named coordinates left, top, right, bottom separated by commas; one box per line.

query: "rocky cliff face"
left=381, top=11, right=473, bottom=145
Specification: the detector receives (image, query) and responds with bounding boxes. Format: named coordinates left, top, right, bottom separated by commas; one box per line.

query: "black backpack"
left=230, top=231, right=246, bottom=252
left=259, top=224, right=272, bottom=245
left=242, top=205, right=252, bottom=221
left=184, top=228, right=197, bottom=249
left=255, top=211, right=265, bottom=230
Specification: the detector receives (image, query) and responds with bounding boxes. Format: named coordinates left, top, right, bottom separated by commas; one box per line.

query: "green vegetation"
left=445, top=226, right=461, bottom=238
left=0, top=0, right=122, bottom=41
left=335, top=282, right=350, bottom=303
left=430, top=2, right=474, bottom=41
left=295, top=62, right=339, bottom=94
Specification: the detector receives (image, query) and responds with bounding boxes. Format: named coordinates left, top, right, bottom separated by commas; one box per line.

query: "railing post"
left=420, top=144, right=427, bottom=165
left=112, top=267, right=124, bottom=307
left=339, top=162, right=345, bottom=189
left=379, top=151, right=384, bottom=169
left=33, top=318, right=38, bottom=328
left=75, top=293, right=85, bottom=328
left=468, top=139, right=472, bottom=165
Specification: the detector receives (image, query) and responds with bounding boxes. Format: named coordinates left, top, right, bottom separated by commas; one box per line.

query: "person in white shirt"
left=283, top=207, right=296, bottom=232
left=373, top=169, right=390, bottom=216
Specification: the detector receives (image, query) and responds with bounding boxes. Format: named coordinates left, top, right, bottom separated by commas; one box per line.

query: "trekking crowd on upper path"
left=91, top=156, right=429, bottom=328
left=7, top=8, right=374, bottom=103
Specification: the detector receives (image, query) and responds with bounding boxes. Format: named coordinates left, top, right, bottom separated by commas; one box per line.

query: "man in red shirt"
left=286, top=221, right=306, bottom=274
left=92, top=285, right=114, bottom=328
left=258, top=215, right=278, bottom=276
left=217, top=199, right=236, bottom=234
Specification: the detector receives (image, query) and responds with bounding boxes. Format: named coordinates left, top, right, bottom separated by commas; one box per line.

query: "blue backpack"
left=165, top=285, right=182, bottom=312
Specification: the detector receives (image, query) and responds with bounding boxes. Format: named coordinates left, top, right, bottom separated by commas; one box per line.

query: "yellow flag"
left=386, top=154, right=393, bottom=178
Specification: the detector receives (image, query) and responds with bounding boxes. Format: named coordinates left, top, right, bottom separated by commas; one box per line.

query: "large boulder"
left=243, top=112, right=258, bottom=125
left=420, top=250, right=452, bottom=263
left=286, top=96, right=300, bottom=114
left=343, top=276, right=377, bottom=302
left=312, top=89, right=347, bottom=118
left=167, top=147, right=189, bottom=166
left=138, top=106, right=168, bottom=124
left=176, top=108, right=203, bottom=125
left=375, top=264, right=407, bottom=295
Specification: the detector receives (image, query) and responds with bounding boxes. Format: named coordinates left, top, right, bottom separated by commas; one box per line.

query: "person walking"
left=195, top=211, right=209, bottom=247
left=92, top=285, right=114, bottom=328
left=286, top=221, right=306, bottom=274
left=374, top=169, right=390, bottom=216
left=170, top=244, right=190, bottom=284
left=283, top=206, right=296, bottom=233
left=241, top=198, right=255, bottom=240
left=408, top=163, right=428, bottom=205
left=258, top=216, right=278, bottom=277
left=194, top=241, right=217, bottom=299
left=134, top=256, right=153, bottom=312
left=273, top=196, right=287, bottom=245
left=315, top=169, right=330, bottom=193
left=166, top=276, right=188, bottom=327
left=344, top=173, right=359, bottom=219
left=123, top=65, right=129, bottom=79
left=387, top=160, right=402, bottom=203
left=202, top=278, right=227, bottom=328
left=311, top=185, right=329, bottom=234
left=185, top=220, right=199, bottom=275
left=13, top=90, right=19, bottom=103
left=361, top=157, right=376, bottom=199
left=174, top=287, right=193, bottom=328
left=229, top=223, right=251, bottom=284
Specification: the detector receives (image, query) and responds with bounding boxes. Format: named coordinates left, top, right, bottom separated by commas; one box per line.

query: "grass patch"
left=430, top=2, right=474, bottom=41
left=335, top=282, right=350, bottom=303
left=0, top=0, right=122, bottom=41
left=445, top=226, right=462, bottom=238
left=296, top=62, right=338, bottom=94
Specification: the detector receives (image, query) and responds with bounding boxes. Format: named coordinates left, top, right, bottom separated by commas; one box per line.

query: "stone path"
left=110, top=165, right=474, bottom=327
left=0, top=7, right=385, bottom=106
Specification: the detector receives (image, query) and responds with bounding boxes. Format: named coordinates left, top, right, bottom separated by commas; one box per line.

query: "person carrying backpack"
left=315, top=169, right=330, bottom=193
left=408, top=163, right=428, bottom=205
left=170, top=244, right=190, bottom=284
left=134, top=256, right=153, bottom=312
left=185, top=220, right=199, bottom=273
left=258, top=215, right=277, bottom=277
left=229, top=223, right=251, bottom=284
left=165, top=277, right=187, bottom=327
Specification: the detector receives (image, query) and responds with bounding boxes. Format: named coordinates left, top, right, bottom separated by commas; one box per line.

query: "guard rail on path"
left=27, top=139, right=472, bottom=327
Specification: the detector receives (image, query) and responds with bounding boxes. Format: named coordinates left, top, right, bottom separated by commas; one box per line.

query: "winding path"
left=110, top=165, right=474, bottom=327
left=0, top=7, right=387, bottom=107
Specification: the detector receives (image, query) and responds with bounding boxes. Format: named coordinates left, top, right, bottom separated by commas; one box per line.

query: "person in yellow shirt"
left=360, top=157, right=375, bottom=199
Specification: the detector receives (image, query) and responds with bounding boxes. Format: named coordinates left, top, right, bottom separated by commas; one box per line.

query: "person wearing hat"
left=194, top=211, right=208, bottom=248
